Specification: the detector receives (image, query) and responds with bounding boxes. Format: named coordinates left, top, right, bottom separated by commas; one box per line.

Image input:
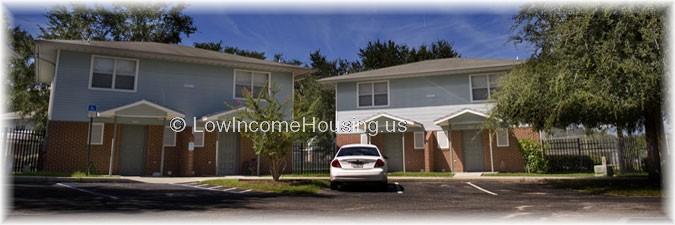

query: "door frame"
left=461, top=129, right=484, bottom=172
left=118, top=124, right=147, bottom=176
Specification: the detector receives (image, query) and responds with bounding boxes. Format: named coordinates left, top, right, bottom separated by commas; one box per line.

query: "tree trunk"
left=269, top=158, right=283, bottom=182
left=644, top=108, right=663, bottom=183
left=616, top=125, right=626, bottom=174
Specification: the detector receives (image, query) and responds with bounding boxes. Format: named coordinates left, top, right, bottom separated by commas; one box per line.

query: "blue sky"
left=6, top=5, right=533, bottom=64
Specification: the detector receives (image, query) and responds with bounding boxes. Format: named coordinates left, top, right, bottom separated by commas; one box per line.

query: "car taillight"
left=374, top=159, right=385, bottom=168
left=331, top=160, right=341, bottom=168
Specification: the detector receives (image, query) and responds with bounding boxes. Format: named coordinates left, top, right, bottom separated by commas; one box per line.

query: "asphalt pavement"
left=7, top=179, right=667, bottom=223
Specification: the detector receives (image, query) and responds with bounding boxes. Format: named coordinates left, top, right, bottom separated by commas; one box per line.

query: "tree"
left=8, top=27, right=49, bottom=130
left=358, top=39, right=460, bottom=70
left=39, top=3, right=196, bottom=43
left=273, top=53, right=304, bottom=66
left=237, top=85, right=295, bottom=181
left=193, top=41, right=267, bottom=60
left=492, top=5, right=665, bottom=180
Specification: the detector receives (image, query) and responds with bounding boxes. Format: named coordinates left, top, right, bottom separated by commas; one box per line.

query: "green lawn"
left=545, top=179, right=661, bottom=197
left=482, top=172, right=595, bottom=177
left=388, top=172, right=454, bottom=177
left=201, top=179, right=329, bottom=194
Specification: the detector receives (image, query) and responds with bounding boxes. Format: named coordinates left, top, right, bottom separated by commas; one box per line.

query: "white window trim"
left=233, top=69, right=272, bottom=100
left=89, top=123, right=104, bottom=145
left=163, top=126, right=177, bottom=147
left=469, top=73, right=502, bottom=102
left=193, top=131, right=205, bottom=147
left=435, top=130, right=450, bottom=150
left=413, top=131, right=425, bottom=150
left=356, top=80, right=390, bottom=108
left=88, top=55, right=140, bottom=93
left=496, top=128, right=510, bottom=147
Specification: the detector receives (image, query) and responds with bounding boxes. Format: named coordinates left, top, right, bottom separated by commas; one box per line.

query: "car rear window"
left=337, top=147, right=380, bottom=157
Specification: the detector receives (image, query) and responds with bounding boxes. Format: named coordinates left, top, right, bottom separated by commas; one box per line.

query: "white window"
left=89, top=123, right=104, bottom=145
left=163, top=126, right=176, bottom=147
left=414, top=132, right=425, bottom=149
left=435, top=130, right=450, bottom=149
left=193, top=132, right=205, bottom=147
left=90, top=55, right=138, bottom=91
left=471, top=74, right=503, bottom=101
left=496, top=128, right=509, bottom=147
left=357, top=81, right=389, bottom=107
left=360, top=133, right=369, bottom=144
left=234, top=70, right=270, bottom=98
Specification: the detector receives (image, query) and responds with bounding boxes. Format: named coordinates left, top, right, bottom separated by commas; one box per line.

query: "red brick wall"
left=144, top=125, right=164, bottom=176
left=403, top=132, right=425, bottom=172
left=193, top=131, right=217, bottom=176
left=336, top=134, right=361, bottom=148
left=44, top=121, right=118, bottom=174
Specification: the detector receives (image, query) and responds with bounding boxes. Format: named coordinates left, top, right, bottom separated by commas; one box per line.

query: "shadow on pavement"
left=334, top=182, right=403, bottom=193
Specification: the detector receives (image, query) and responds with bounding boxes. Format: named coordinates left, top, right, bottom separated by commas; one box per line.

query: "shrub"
left=545, top=155, right=594, bottom=172
left=518, top=139, right=549, bottom=173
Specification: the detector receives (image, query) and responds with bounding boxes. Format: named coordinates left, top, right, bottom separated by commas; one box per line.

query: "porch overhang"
left=433, top=109, right=489, bottom=128
left=98, top=100, right=184, bottom=118
left=359, top=113, right=423, bottom=133
left=200, top=107, right=248, bottom=121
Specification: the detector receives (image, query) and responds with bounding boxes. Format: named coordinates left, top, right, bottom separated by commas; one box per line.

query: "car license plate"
left=352, top=163, right=363, bottom=168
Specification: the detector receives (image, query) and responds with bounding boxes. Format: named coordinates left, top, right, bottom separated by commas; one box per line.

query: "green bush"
left=518, top=139, right=549, bottom=173
left=545, top=155, right=594, bottom=172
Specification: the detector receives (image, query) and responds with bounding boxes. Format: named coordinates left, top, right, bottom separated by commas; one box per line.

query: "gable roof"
left=318, top=58, right=520, bottom=84
left=35, top=40, right=312, bottom=82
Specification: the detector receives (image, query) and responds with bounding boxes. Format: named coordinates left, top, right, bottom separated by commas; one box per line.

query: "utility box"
left=594, top=156, right=614, bottom=177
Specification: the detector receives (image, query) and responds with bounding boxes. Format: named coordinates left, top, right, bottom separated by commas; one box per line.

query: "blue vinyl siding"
left=51, top=51, right=294, bottom=124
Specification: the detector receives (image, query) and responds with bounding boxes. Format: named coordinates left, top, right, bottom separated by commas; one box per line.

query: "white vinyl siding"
left=163, top=127, right=176, bottom=147
left=89, top=123, right=104, bottom=145
left=234, top=70, right=270, bottom=99
left=90, top=55, right=138, bottom=91
left=357, top=81, right=389, bottom=107
left=435, top=130, right=450, bottom=149
left=496, top=128, right=509, bottom=147
left=414, top=132, right=425, bottom=149
left=471, top=74, right=503, bottom=101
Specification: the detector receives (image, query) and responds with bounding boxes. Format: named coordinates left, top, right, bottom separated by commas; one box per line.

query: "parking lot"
left=8, top=179, right=666, bottom=222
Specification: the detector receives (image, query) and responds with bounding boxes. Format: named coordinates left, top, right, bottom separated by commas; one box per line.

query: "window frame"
left=233, top=69, right=272, bottom=100
left=163, top=126, right=177, bottom=147
left=356, top=80, right=390, bottom=108
left=435, top=130, right=450, bottom=150
left=193, top=131, right=205, bottom=148
left=469, top=73, right=503, bottom=102
left=496, top=128, right=509, bottom=147
left=88, top=55, right=139, bottom=92
left=89, top=123, right=104, bottom=145
left=413, top=131, right=425, bottom=150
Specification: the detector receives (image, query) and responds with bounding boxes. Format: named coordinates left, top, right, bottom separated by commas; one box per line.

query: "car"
left=329, top=144, right=388, bottom=190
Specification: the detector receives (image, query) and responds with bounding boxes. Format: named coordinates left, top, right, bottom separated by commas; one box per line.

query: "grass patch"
left=284, top=173, right=329, bottom=177
left=546, top=178, right=661, bottom=197
left=201, top=179, right=329, bottom=194
left=482, top=172, right=595, bottom=177
left=388, top=172, right=454, bottom=177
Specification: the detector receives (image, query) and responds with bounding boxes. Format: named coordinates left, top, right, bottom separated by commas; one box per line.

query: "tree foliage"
left=493, top=5, right=665, bottom=179
left=237, top=85, right=296, bottom=181
left=193, top=40, right=267, bottom=60
left=359, top=40, right=460, bottom=70
left=39, top=3, right=196, bottom=43
left=8, top=27, right=49, bottom=130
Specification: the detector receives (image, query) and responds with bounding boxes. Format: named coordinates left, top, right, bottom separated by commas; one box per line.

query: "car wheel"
left=330, top=182, right=339, bottom=190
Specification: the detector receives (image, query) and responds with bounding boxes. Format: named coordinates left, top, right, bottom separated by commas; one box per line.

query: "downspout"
left=215, top=131, right=220, bottom=175
left=402, top=133, right=406, bottom=173
left=449, top=126, right=454, bottom=173
left=108, top=116, right=117, bottom=176
left=488, top=129, right=495, bottom=172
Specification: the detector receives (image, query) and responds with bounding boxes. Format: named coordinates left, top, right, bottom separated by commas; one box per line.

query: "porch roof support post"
left=160, top=117, right=166, bottom=176
left=215, top=130, right=220, bottom=176
left=424, top=131, right=434, bottom=172
left=108, top=116, right=118, bottom=176
left=488, top=129, right=495, bottom=173
left=401, top=133, right=406, bottom=173
left=449, top=125, right=454, bottom=173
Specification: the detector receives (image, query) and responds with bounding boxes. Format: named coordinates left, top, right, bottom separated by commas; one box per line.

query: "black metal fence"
left=2, top=128, right=46, bottom=173
left=542, top=136, right=646, bottom=173
left=291, top=141, right=336, bottom=174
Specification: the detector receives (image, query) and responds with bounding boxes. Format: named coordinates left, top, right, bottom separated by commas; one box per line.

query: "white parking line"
left=55, top=183, right=119, bottom=200
left=195, top=184, right=209, bottom=187
left=239, top=189, right=252, bottom=193
left=223, top=187, right=237, bottom=191
left=466, top=182, right=498, bottom=196
left=394, top=182, right=403, bottom=194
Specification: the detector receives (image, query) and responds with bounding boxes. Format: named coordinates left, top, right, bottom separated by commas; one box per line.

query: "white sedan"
left=329, top=144, right=388, bottom=190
